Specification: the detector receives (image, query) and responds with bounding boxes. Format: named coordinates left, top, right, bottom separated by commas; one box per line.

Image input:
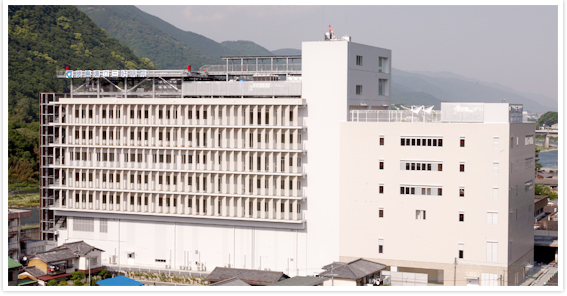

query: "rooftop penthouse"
left=349, top=103, right=527, bottom=123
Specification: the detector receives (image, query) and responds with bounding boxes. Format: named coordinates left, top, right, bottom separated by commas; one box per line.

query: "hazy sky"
left=136, top=5, right=558, bottom=101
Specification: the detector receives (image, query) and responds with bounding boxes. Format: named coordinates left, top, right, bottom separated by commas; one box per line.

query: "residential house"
left=24, top=240, right=104, bottom=284
left=267, top=276, right=329, bottom=286
left=8, top=209, right=32, bottom=260
left=8, top=257, right=22, bottom=286
left=319, top=258, right=387, bottom=286
left=206, top=267, right=289, bottom=286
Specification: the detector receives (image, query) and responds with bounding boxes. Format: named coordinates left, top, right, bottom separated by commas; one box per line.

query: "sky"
left=135, top=5, right=559, bottom=102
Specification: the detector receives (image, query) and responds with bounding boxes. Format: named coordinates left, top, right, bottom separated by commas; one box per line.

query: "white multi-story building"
left=40, top=33, right=533, bottom=285
left=339, top=103, right=535, bottom=286
left=39, top=32, right=391, bottom=276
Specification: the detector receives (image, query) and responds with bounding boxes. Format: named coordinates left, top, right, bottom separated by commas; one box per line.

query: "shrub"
left=70, top=271, right=85, bottom=281
left=47, top=279, right=58, bottom=286
left=59, top=280, right=68, bottom=286
left=99, top=269, right=109, bottom=279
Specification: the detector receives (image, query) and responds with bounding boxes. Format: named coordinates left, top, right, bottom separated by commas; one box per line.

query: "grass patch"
left=9, top=193, right=40, bottom=208
left=8, top=183, right=39, bottom=191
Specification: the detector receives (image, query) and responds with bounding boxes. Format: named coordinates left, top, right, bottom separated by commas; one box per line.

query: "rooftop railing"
left=350, top=110, right=442, bottom=123
left=183, top=80, right=302, bottom=97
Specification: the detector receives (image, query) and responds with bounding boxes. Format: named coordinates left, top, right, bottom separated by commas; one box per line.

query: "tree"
left=47, top=279, right=58, bottom=286
left=70, top=271, right=85, bottom=281
left=59, top=280, right=68, bottom=286
left=99, top=269, right=110, bottom=279
left=537, top=111, right=558, bottom=129
left=535, top=184, right=558, bottom=200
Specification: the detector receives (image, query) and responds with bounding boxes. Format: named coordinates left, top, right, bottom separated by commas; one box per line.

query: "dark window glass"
left=438, top=188, right=443, bottom=196
left=459, top=213, right=464, bottom=222
left=380, top=161, right=384, bottom=170
left=438, top=139, right=443, bottom=147
left=460, top=164, right=465, bottom=172
left=401, top=138, right=405, bottom=146
left=400, top=187, right=405, bottom=195
left=459, top=250, right=464, bottom=259
left=460, top=139, right=465, bottom=147
left=379, top=210, right=384, bottom=218
left=428, top=139, right=432, bottom=146
left=412, top=138, right=415, bottom=146
left=380, top=137, right=384, bottom=146
left=406, top=163, right=410, bottom=170
left=438, top=164, right=443, bottom=171
left=411, top=163, right=415, bottom=170
left=379, top=186, right=384, bottom=194
left=417, top=139, right=421, bottom=146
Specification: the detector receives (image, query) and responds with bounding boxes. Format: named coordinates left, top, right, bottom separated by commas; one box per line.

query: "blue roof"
left=96, top=276, right=144, bottom=286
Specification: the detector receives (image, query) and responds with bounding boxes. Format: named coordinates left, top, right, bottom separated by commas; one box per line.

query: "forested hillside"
left=77, top=5, right=216, bottom=69
left=78, top=5, right=275, bottom=69
left=8, top=5, right=156, bottom=190
left=220, top=40, right=273, bottom=56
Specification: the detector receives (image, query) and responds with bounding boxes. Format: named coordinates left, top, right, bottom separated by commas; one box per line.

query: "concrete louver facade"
left=39, top=37, right=392, bottom=276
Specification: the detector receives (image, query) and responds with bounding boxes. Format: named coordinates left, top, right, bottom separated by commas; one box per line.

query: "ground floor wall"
left=340, top=254, right=531, bottom=286
left=507, top=248, right=534, bottom=286
left=57, top=216, right=311, bottom=277
left=322, top=278, right=356, bottom=286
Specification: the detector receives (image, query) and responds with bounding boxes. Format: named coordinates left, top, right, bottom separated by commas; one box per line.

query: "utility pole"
left=326, top=264, right=338, bottom=286
left=454, top=258, right=457, bottom=286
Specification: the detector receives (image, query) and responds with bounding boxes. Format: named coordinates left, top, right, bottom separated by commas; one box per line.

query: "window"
left=524, top=180, right=534, bottom=192
left=438, top=164, right=443, bottom=171
left=380, top=136, right=384, bottom=146
left=379, top=57, right=388, bottom=73
left=378, top=239, right=384, bottom=254
left=459, top=187, right=465, bottom=197
left=379, top=161, right=384, bottom=170
left=356, top=55, right=363, bottom=66
left=100, top=218, right=108, bottom=233
left=460, top=163, right=465, bottom=172
left=525, top=135, right=534, bottom=145
left=493, top=137, right=499, bottom=149
left=416, top=210, right=426, bottom=220
left=459, top=212, right=465, bottom=222
left=486, top=242, right=498, bottom=262
left=378, top=79, right=387, bottom=96
left=379, top=184, right=384, bottom=194
left=460, top=138, right=465, bottom=147
left=487, top=212, right=498, bottom=224
left=73, top=217, right=94, bottom=232
left=379, top=208, right=384, bottom=218
left=493, top=162, right=499, bottom=174
left=459, top=243, right=464, bottom=259
left=438, top=188, right=442, bottom=196
left=356, top=85, right=363, bottom=95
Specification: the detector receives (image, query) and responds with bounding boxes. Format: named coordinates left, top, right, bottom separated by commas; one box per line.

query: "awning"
left=96, top=276, right=144, bottom=286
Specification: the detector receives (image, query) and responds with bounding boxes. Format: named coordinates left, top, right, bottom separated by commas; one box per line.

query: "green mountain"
left=77, top=5, right=216, bottom=69
left=8, top=5, right=156, bottom=189
left=78, top=5, right=275, bottom=69
left=221, top=40, right=273, bottom=56
left=272, top=48, right=302, bottom=55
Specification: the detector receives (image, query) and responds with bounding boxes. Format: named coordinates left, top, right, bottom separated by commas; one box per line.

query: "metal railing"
left=183, top=81, right=301, bottom=97
left=350, top=110, right=442, bottom=123
left=201, top=63, right=302, bottom=73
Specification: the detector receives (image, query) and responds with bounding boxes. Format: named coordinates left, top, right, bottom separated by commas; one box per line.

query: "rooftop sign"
left=64, top=70, right=147, bottom=78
